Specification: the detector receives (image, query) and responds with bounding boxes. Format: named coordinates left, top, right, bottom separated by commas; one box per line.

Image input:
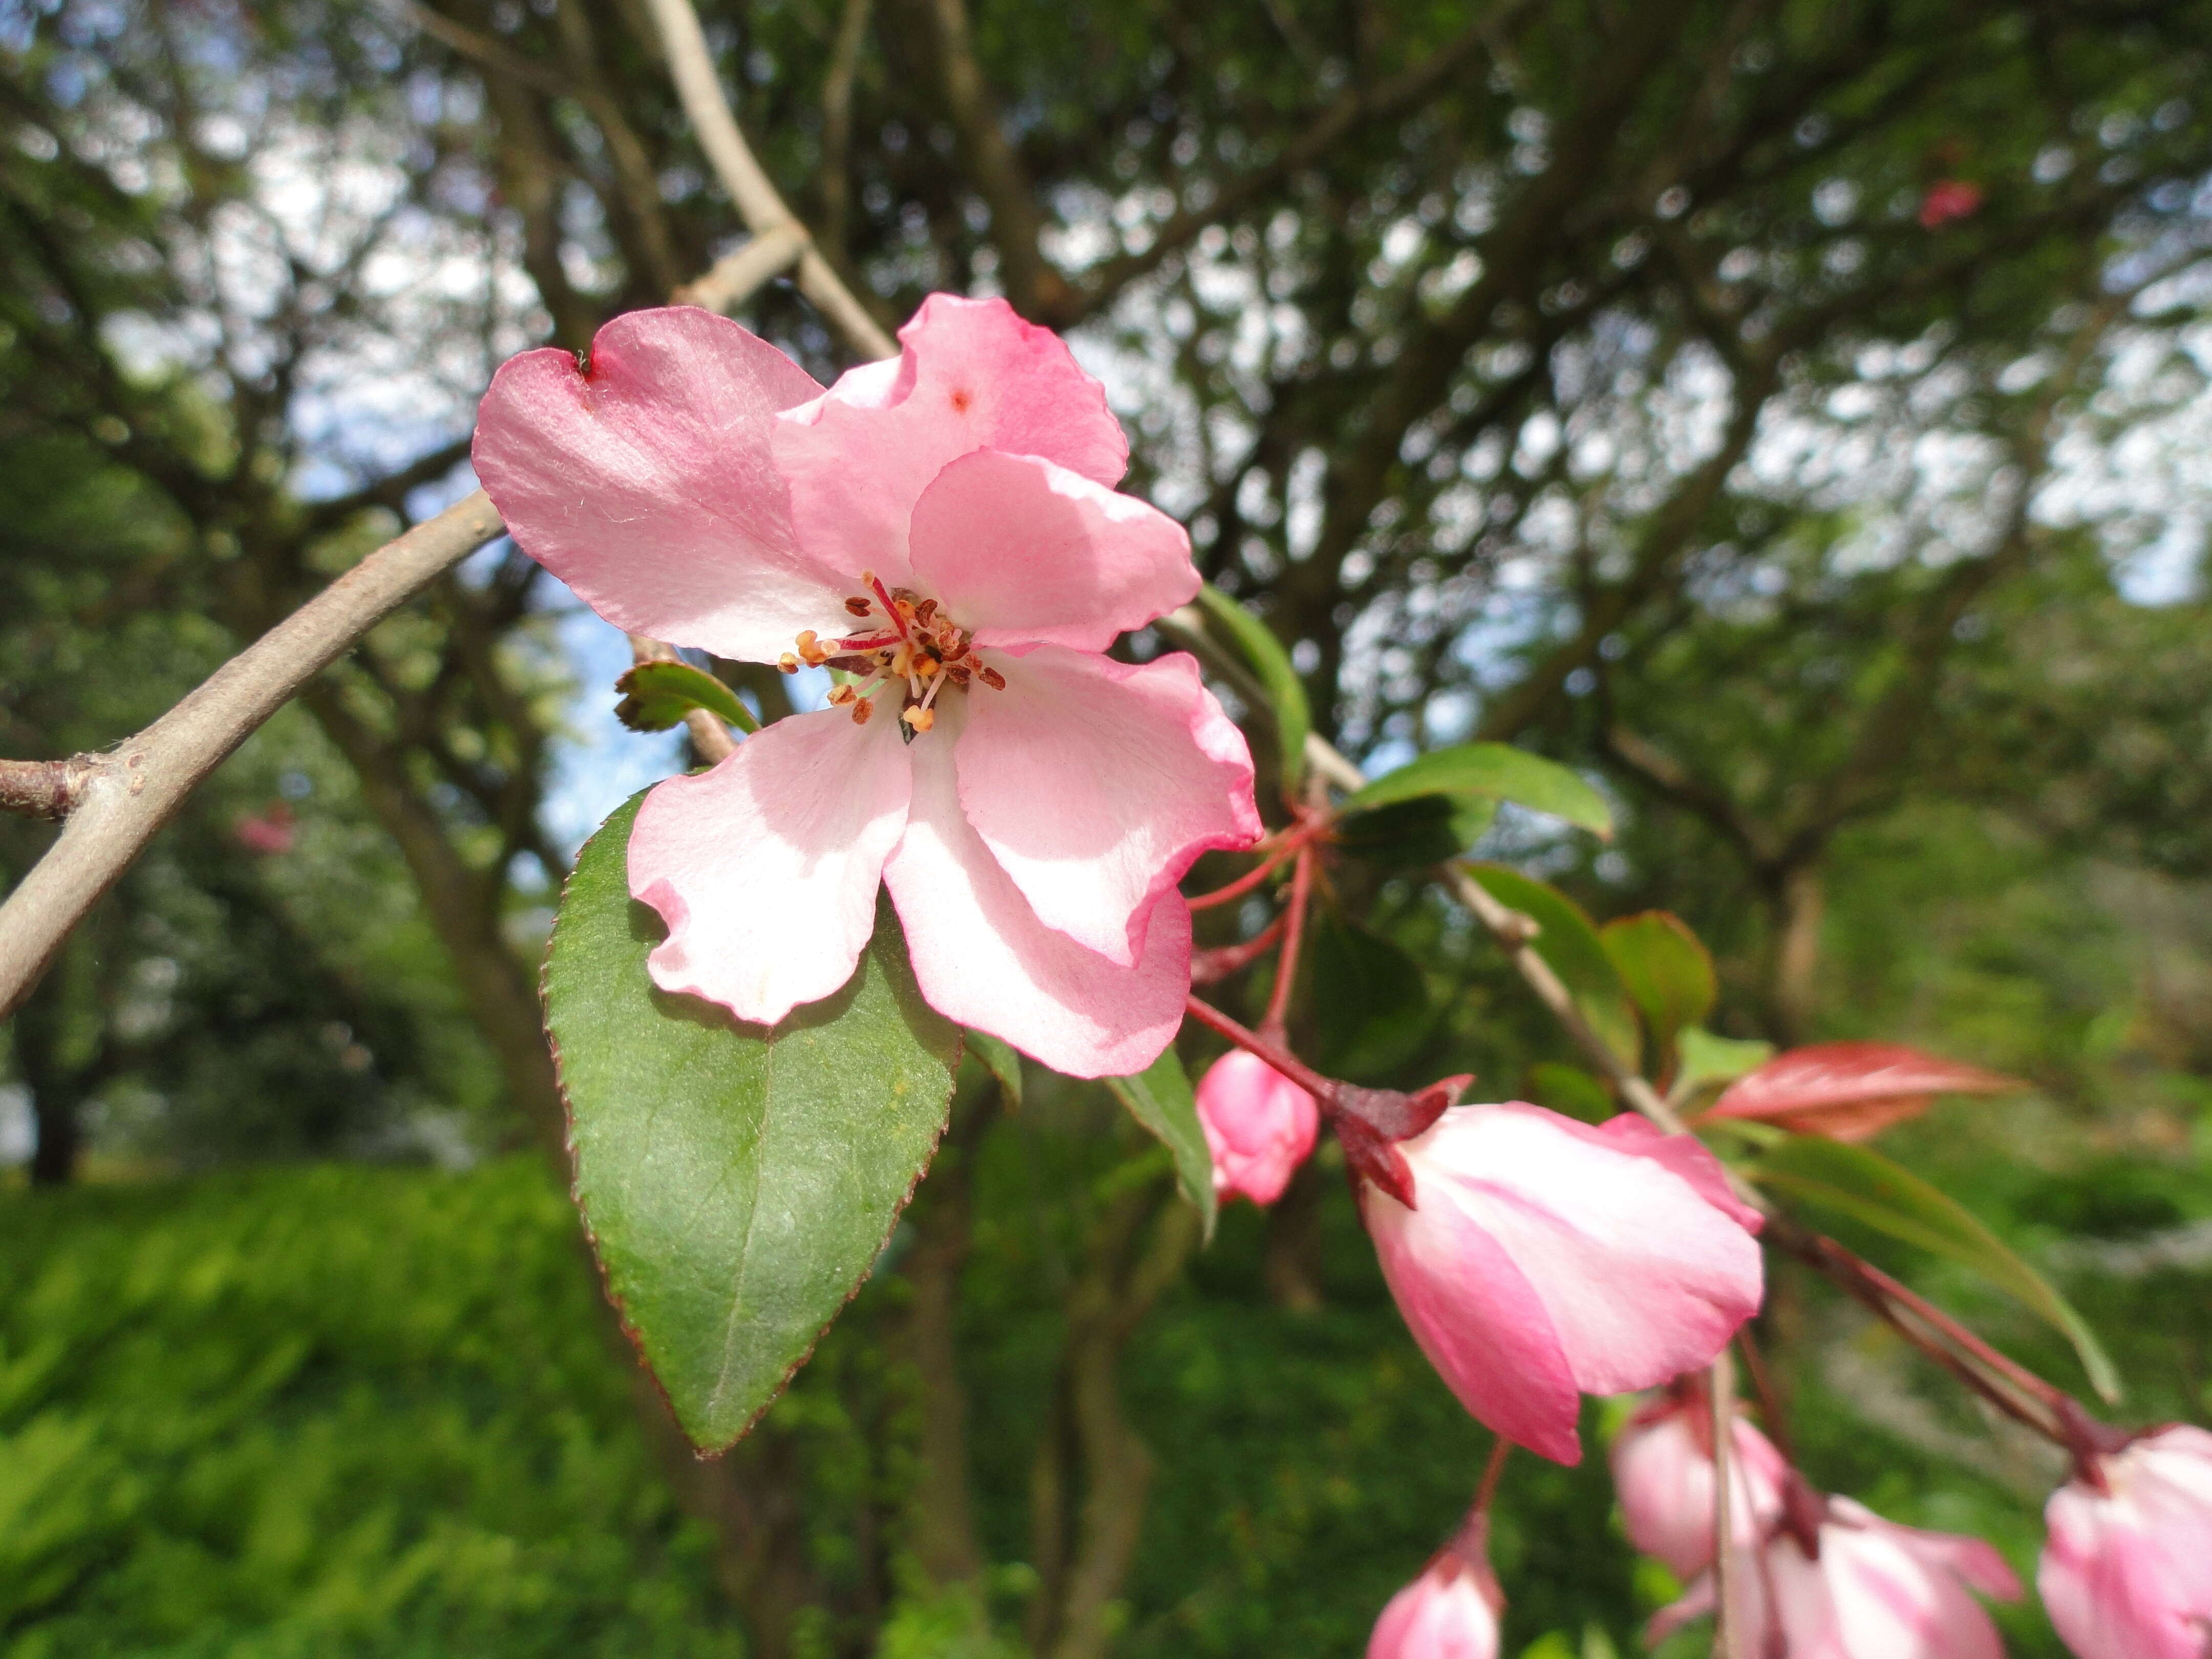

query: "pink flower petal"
left=907, top=449, right=1198, bottom=653
left=2041, top=1427, right=2212, bottom=1659
left=1842, top=1499, right=2020, bottom=1604
left=1413, top=1106, right=1765, bottom=1399
left=1592, top=1113, right=1765, bottom=1232
left=1806, top=1508, right=2010, bottom=1659
left=474, top=307, right=846, bottom=663
left=628, top=706, right=910, bottom=1026
left=1366, top=1562, right=1501, bottom=1659
left=1362, top=1178, right=1585, bottom=1463
left=772, top=293, right=1129, bottom=583
left=882, top=700, right=1190, bottom=1078
left=955, top=645, right=1259, bottom=966
left=1196, top=1050, right=1320, bottom=1205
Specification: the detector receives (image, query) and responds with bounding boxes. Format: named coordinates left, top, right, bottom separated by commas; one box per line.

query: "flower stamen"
left=787, top=580, right=1010, bottom=735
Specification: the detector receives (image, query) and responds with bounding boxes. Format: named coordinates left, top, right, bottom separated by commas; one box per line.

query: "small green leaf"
left=614, top=660, right=760, bottom=735
left=1600, top=911, right=1717, bottom=1055
left=1345, top=743, right=1612, bottom=839
left=1195, top=583, right=1309, bottom=788
left=965, top=1029, right=1023, bottom=1107
left=1312, top=913, right=1432, bottom=1081
left=1464, top=864, right=1640, bottom=1070
left=1334, top=794, right=1499, bottom=869
left=1749, top=1134, right=2121, bottom=1402
left=545, top=794, right=961, bottom=1450
left=1105, top=1048, right=1218, bottom=1239
left=1527, top=1061, right=1614, bottom=1124
left=1675, top=1027, right=1776, bottom=1094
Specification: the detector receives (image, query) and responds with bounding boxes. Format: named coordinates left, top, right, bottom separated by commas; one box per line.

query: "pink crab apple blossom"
left=2039, top=1424, right=2212, bottom=1659
left=1358, top=1103, right=1764, bottom=1465
left=1649, top=1494, right=2022, bottom=1658
left=474, top=295, right=1260, bottom=1076
left=1195, top=1049, right=1320, bottom=1205
left=1610, top=1384, right=1790, bottom=1579
left=1366, top=1519, right=1503, bottom=1659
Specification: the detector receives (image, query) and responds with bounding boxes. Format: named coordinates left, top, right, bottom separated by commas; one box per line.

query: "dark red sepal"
left=1333, top=1074, right=1472, bottom=1208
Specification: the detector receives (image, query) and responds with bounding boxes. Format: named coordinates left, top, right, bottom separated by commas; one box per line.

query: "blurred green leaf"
left=1600, top=912, right=1717, bottom=1057
left=1750, top=1134, right=2121, bottom=1402
left=1345, top=743, right=1612, bottom=839
left=1105, top=1047, right=1218, bottom=1239
left=1313, top=913, right=1433, bottom=1081
left=1674, top=1028, right=1777, bottom=1094
left=1196, top=583, right=1309, bottom=788
left=1464, top=864, right=1641, bottom=1071
left=965, top=1030, right=1024, bottom=1107
left=1528, top=1061, right=1615, bottom=1123
left=1333, top=793, right=1498, bottom=870
left=544, top=793, right=961, bottom=1449
left=613, top=660, right=760, bottom=736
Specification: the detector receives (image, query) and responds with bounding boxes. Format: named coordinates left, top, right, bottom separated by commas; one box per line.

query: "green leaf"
left=1333, top=794, right=1499, bottom=869
left=1464, top=864, right=1641, bottom=1070
left=1196, top=583, right=1309, bottom=788
left=1345, top=743, right=1612, bottom=839
left=1105, top=1048, right=1218, bottom=1240
left=1312, top=913, right=1433, bottom=1081
left=1599, top=911, right=1717, bottom=1055
left=965, top=1029, right=1023, bottom=1107
left=1527, top=1061, right=1614, bottom=1124
left=1675, top=1027, right=1776, bottom=1094
left=614, top=660, right=760, bottom=735
left=1749, top=1134, right=2121, bottom=1402
left=544, top=794, right=962, bottom=1450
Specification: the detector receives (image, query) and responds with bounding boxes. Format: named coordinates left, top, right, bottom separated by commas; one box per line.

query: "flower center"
left=778, top=570, right=1005, bottom=739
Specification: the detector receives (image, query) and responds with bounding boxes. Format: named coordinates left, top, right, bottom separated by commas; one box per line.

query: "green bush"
left=0, top=1159, right=738, bottom=1659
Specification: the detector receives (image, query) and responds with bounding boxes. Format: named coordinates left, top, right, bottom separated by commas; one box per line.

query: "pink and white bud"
left=1649, top=1494, right=2021, bottom=1658
left=1360, top=1104, right=1764, bottom=1465
left=1610, top=1387, right=1790, bottom=1579
left=1367, top=1522, right=1503, bottom=1659
left=1196, top=1049, right=1320, bottom=1205
left=2039, top=1424, right=2212, bottom=1659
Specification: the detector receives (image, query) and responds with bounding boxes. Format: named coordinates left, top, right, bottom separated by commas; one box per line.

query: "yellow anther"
left=901, top=704, right=935, bottom=733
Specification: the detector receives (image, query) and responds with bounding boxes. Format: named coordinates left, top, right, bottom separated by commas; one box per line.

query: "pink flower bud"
left=1195, top=1049, right=1320, bottom=1206
left=2039, top=1424, right=2212, bottom=1659
left=1367, top=1527, right=1502, bottom=1659
left=1360, top=1104, right=1764, bottom=1464
left=1609, top=1388, right=1789, bottom=1578
left=1649, top=1495, right=2020, bottom=1658
left=1918, top=179, right=1984, bottom=228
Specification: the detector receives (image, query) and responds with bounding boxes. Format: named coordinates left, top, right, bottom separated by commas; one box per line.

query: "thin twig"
left=640, top=0, right=896, bottom=358
left=1709, top=1347, right=1741, bottom=1659
left=0, top=758, right=94, bottom=822
left=0, top=150, right=819, bottom=1017
left=0, top=490, right=505, bottom=1019
left=672, top=221, right=810, bottom=314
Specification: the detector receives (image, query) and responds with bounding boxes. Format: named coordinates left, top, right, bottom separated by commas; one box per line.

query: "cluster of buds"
left=1613, top=1385, right=2212, bottom=1658
left=778, top=571, right=1003, bottom=735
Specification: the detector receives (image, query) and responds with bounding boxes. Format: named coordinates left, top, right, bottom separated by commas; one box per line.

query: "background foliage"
left=4, top=0, right=2212, bottom=1651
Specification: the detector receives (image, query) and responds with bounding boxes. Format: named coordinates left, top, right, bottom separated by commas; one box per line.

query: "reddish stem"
left=1189, top=912, right=1287, bottom=986
left=1186, top=826, right=1311, bottom=911
left=1734, top=1326, right=1797, bottom=1467
left=1261, top=840, right=1316, bottom=1033
left=1473, top=1433, right=1512, bottom=1516
left=1790, top=1230, right=2069, bottom=1440
left=1183, top=994, right=1339, bottom=1101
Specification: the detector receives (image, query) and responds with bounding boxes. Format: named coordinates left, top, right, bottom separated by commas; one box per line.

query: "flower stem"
left=1260, top=840, right=1315, bottom=1033
left=1182, top=994, right=1337, bottom=1101
left=1186, top=825, right=1312, bottom=911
